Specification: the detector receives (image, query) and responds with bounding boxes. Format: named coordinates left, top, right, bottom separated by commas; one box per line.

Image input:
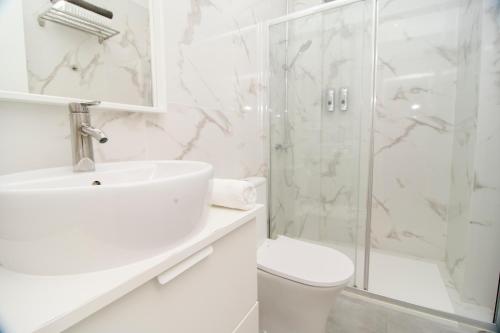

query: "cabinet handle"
left=156, top=246, right=214, bottom=285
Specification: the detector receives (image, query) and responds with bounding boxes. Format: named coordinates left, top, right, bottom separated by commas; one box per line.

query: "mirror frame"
left=0, top=0, right=166, bottom=113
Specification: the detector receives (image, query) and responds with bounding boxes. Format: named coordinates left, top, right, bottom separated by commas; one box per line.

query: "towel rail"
left=38, top=2, right=119, bottom=43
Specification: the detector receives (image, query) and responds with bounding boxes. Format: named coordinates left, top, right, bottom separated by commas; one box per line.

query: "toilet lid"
left=257, top=236, right=354, bottom=287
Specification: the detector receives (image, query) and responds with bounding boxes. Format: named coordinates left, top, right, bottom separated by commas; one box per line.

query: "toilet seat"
left=257, top=236, right=354, bottom=287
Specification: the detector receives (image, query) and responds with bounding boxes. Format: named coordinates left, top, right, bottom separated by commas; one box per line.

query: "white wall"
left=21, top=0, right=152, bottom=106
left=0, top=0, right=287, bottom=178
left=273, top=0, right=500, bottom=312
left=0, top=0, right=29, bottom=92
left=268, top=1, right=374, bottom=282
left=460, top=0, right=500, bottom=309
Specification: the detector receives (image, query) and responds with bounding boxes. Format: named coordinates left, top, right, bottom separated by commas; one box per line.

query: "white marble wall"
left=287, top=0, right=323, bottom=12
left=373, top=0, right=499, bottom=311
left=270, top=0, right=499, bottom=311
left=269, top=8, right=324, bottom=240
left=0, top=0, right=287, bottom=180
left=367, top=0, right=500, bottom=311
left=157, top=0, right=287, bottom=179
left=371, top=0, right=461, bottom=260
left=0, top=1, right=29, bottom=92
left=446, top=0, right=483, bottom=306
left=459, top=0, right=500, bottom=310
left=319, top=2, right=373, bottom=252
left=269, top=0, right=374, bottom=285
left=268, top=21, right=296, bottom=237
left=271, top=0, right=472, bottom=269
left=273, top=0, right=464, bottom=261
left=21, top=0, right=153, bottom=106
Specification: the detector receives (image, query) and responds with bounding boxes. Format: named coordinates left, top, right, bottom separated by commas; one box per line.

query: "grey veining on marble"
left=268, top=0, right=500, bottom=319
left=453, top=0, right=500, bottom=311
left=269, top=0, right=374, bottom=287
left=371, top=0, right=500, bottom=315
left=157, top=0, right=287, bottom=179
left=0, top=0, right=498, bottom=324
left=0, top=0, right=288, bottom=181
left=22, top=0, right=153, bottom=106
left=445, top=0, right=482, bottom=311
left=371, top=0, right=461, bottom=261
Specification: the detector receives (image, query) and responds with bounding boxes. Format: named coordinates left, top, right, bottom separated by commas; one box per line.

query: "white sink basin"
left=0, top=161, right=213, bottom=275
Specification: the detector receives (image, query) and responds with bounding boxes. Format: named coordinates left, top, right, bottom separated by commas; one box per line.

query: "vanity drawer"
left=65, top=219, right=257, bottom=333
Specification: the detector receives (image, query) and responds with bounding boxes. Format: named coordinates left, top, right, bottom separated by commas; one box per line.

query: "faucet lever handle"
left=69, top=100, right=101, bottom=113
left=81, top=100, right=101, bottom=107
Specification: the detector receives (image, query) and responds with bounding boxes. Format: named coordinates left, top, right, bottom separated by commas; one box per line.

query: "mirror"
left=0, top=0, right=155, bottom=107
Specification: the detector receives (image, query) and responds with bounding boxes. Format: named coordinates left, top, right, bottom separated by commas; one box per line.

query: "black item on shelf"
left=52, top=0, right=113, bottom=19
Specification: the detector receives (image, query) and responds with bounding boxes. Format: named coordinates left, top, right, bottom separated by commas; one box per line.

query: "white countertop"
left=0, top=205, right=261, bottom=333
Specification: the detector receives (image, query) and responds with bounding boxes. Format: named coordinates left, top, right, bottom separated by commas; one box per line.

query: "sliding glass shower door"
left=268, top=0, right=500, bottom=326
left=268, top=0, right=374, bottom=288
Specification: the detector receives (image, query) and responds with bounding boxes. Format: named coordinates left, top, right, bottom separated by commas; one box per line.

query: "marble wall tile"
left=268, top=23, right=292, bottom=237
left=319, top=3, right=372, bottom=251
left=445, top=0, right=483, bottom=305
left=281, top=12, right=323, bottom=241
left=0, top=0, right=287, bottom=180
left=0, top=104, right=71, bottom=175
left=165, top=0, right=285, bottom=107
left=159, top=0, right=287, bottom=179
left=269, top=11, right=323, bottom=239
left=459, top=0, right=500, bottom=310
left=275, top=1, right=499, bottom=305
left=288, top=0, right=324, bottom=13
left=92, top=111, right=149, bottom=162
left=22, top=0, right=153, bottom=106
left=372, top=1, right=499, bottom=312
left=371, top=0, right=462, bottom=260
left=269, top=1, right=374, bottom=286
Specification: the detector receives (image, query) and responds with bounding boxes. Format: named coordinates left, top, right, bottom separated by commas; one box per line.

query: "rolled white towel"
left=211, top=179, right=257, bottom=211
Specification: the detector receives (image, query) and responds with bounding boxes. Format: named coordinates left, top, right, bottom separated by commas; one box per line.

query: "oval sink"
left=0, top=161, right=213, bottom=275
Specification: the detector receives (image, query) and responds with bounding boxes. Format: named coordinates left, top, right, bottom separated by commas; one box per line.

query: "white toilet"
left=246, top=177, right=354, bottom=333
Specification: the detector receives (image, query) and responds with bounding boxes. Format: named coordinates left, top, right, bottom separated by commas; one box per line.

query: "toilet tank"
left=245, top=177, right=268, bottom=247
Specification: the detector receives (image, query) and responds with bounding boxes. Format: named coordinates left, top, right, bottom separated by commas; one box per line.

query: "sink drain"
left=92, top=180, right=102, bottom=186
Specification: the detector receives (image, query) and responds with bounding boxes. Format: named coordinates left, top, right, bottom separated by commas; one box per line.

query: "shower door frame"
left=263, top=0, right=498, bottom=331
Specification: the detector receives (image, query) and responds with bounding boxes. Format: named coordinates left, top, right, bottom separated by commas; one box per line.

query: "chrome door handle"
left=340, top=88, right=348, bottom=112
left=326, top=89, right=335, bottom=112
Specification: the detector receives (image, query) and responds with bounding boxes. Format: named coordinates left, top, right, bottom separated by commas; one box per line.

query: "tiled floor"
left=327, top=291, right=494, bottom=333
left=326, top=242, right=494, bottom=323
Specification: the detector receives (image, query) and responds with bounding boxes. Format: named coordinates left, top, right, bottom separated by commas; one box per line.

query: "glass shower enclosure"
left=268, top=0, right=374, bottom=290
left=266, top=0, right=499, bottom=326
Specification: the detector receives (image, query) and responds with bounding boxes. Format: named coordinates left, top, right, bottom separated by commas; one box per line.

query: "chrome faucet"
left=69, top=101, right=108, bottom=172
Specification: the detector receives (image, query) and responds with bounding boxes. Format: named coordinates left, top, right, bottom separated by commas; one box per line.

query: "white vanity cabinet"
left=64, top=219, right=258, bottom=333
